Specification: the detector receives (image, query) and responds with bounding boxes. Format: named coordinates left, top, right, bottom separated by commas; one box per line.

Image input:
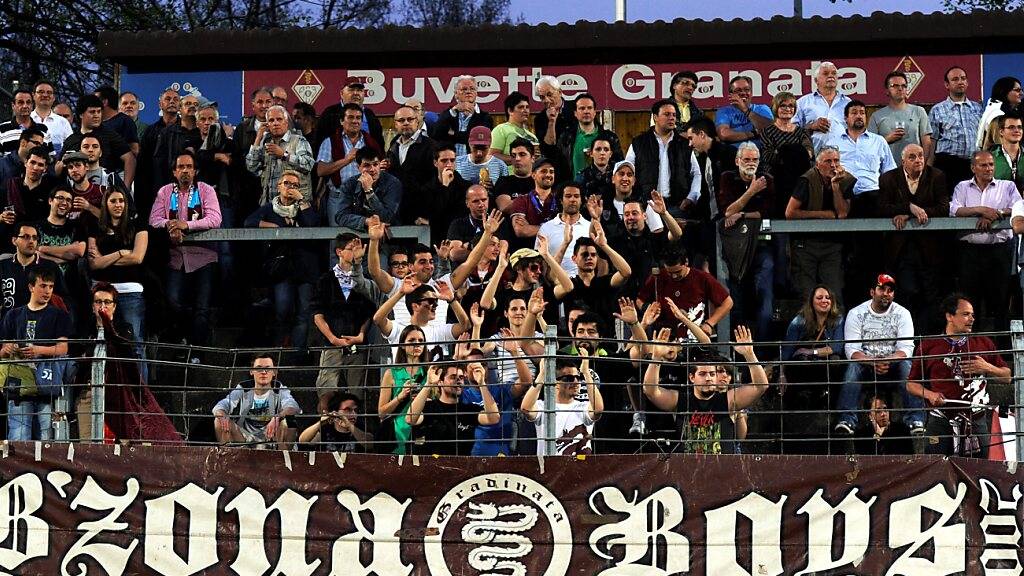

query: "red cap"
left=344, top=76, right=365, bottom=88
left=876, top=273, right=896, bottom=288
left=468, top=126, right=492, bottom=146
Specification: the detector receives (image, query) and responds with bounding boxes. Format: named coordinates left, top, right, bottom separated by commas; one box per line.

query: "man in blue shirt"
left=928, top=65, right=984, bottom=196
left=826, top=99, right=896, bottom=217
left=715, top=76, right=773, bottom=153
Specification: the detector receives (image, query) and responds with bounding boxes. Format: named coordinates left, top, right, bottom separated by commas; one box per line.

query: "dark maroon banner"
left=246, top=55, right=982, bottom=115
left=0, top=443, right=1019, bottom=575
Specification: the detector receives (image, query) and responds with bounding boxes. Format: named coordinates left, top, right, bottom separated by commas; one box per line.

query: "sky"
left=510, top=0, right=949, bottom=24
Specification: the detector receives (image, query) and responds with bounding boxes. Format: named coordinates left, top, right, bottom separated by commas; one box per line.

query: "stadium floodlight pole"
left=794, top=0, right=803, bottom=18
left=615, top=0, right=626, bottom=22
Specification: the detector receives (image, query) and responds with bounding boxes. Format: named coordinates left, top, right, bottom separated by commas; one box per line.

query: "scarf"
left=333, top=263, right=355, bottom=297
left=272, top=196, right=299, bottom=219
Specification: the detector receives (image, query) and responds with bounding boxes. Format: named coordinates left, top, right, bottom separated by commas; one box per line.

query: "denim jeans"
left=273, top=281, right=313, bottom=348
left=838, top=359, right=923, bottom=427
left=8, top=399, right=52, bottom=441
left=166, top=263, right=215, bottom=346
left=114, top=291, right=148, bottom=384
left=728, top=241, right=775, bottom=339
left=217, top=199, right=236, bottom=289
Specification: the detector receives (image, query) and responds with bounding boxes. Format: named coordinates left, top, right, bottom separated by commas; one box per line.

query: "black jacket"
left=543, top=126, right=623, bottom=184
left=315, top=104, right=384, bottom=155
left=311, top=270, right=375, bottom=346
left=387, top=134, right=437, bottom=224
left=429, top=108, right=493, bottom=149
left=630, top=129, right=694, bottom=207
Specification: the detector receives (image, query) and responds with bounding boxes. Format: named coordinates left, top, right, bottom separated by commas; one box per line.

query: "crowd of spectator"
left=0, top=62, right=1021, bottom=458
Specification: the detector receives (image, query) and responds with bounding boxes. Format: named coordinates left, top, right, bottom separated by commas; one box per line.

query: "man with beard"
left=589, top=160, right=673, bottom=240
left=826, top=100, right=896, bottom=217
left=62, top=95, right=134, bottom=189
left=61, top=151, right=102, bottom=222
left=907, top=294, right=1010, bottom=458
left=492, top=138, right=536, bottom=210
left=536, top=182, right=590, bottom=275
left=502, top=157, right=560, bottom=250
left=246, top=105, right=314, bottom=205
left=388, top=105, right=437, bottom=224
left=406, top=361, right=499, bottom=456
left=152, top=93, right=202, bottom=189
left=416, top=143, right=469, bottom=243
left=636, top=243, right=733, bottom=340
left=668, top=71, right=702, bottom=129
left=35, top=186, right=86, bottom=270
left=835, top=274, right=923, bottom=438
left=431, top=75, right=493, bottom=157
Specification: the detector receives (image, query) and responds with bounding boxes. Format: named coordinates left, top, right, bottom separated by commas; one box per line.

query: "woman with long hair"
left=377, top=325, right=429, bottom=454
left=87, top=188, right=149, bottom=381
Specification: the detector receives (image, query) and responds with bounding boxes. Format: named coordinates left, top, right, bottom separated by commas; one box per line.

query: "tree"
left=396, top=0, right=521, bottom=27
left=942, top=0, right=1024, bottom=9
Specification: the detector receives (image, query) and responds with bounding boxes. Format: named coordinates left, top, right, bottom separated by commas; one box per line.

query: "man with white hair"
left=795, top=61, right=853, bottom=153
left=535, top=75, right=577, bottom=153
left=246, top=105, right=314, bottom=204
left=431, top=75, right=493, bottom=156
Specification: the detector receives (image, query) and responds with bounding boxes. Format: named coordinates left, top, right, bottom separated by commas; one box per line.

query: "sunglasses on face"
left=417, top=299, right=439, bottom=309
left=390, top=260, right=409, bottom=267
left=557, top=375, right=582, bottom=383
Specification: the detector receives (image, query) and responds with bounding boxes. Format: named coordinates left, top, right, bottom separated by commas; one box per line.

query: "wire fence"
left=2, top=323, right=1020, bottom=461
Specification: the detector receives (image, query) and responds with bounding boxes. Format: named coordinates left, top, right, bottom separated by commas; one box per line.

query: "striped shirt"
left=929, top=97, right=984, bottom=159
left=0, top=120, right=47, bottom=154
left=455, top=154, right=508, bottom=185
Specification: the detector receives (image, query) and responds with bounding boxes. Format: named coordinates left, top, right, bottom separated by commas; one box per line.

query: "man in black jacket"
left=543, top=93, right=622, bottom=184
left=625, top=99, right=701, bottom=218
left=315, top=77, right=384, bottom=155
left=430, top=75, right=493, bottom=156
left=388, top=105, right=437, bottom=224
left=312, top=232, right=375, bottom=414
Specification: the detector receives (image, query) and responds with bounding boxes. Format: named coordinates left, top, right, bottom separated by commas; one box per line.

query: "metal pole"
left=615, top=0, right=626, bottom=22
left=794, top=0, right=802, bottom=18
left=53, top=389, right=69, bottom=441
left=1012, top=320, right=1024, bottom=462
left=543, top=324, right=558, bottom=456
left=91, top=328, right=107, bottom=442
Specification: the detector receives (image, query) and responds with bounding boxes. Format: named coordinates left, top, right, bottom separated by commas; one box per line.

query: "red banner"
left=0, top=444, right=1020, bottom=575
left=245, top=55, right=982, bottom=115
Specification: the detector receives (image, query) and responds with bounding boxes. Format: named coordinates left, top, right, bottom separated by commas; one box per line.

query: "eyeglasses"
left=395, top=117, right=416, bottom=124
left=676, top=79, right=697, bottom=88
left=252, top=367, right=275, bottom=373
left=888, top=84, right=908, bottom=89
left=93, top=299, right=115, bottom=306
left=557, top=375, right=582, bottom=383
left=777, top=103, right=796, bottom=109
left=389, top=260, right=409, bottom=267
left=1003, top=125, right=1024, bottom=131
left=417, top=299, right=439, bottom=308
left=527, top=263, right=543, bottom=272
left=280, top=181, right=300, bottom=189
left=16, top=235, right=38, bottom=241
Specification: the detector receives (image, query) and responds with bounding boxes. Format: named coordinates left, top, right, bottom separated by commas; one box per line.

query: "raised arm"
left=592, top=222, right=631, bottom=287
left=479, top=242, right=508, bottom=311
left=650, top=191, right=682, bottom=241
left=406, top=365, right=441, bottom=427
left=451, top=209, right=503, bottom=290
left=642, top=328, right=681, bottom=412
left=366, top=216, right=397, bottom=294
left=728, top=326, right=770, bottom=412
left=537, top=234, right=573, bottom=298
left=580, top=350, right=604, bottom=422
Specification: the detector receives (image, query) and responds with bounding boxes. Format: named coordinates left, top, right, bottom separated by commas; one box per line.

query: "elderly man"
left=316, top=76, right=384, bottom=152
left=827, top=99, right=897, bottom=216
left=388, top=104, right=437, bottom=224
left=929, top=66, right=984, bottom=193
left=625, top=99, right=702, bottom=218
left=717, top=142, right=776, bottom=338
left=715, top=76, right=774, bottom=152
left=0, top=88, right=47, bottom=155
left=868, top=71, right=934, bottom=162
left=796, top=61, right=853, bottom=153
left=877, top=144, right=949, bottom=330
left=119, top=91, right=148, bottom=140
left=951, top=150, right=1018, bottom=330
left=535, top=75, right=576, bottom=153
left=246, top=105, right=314, bottom=205
left=30, top=81, right=70, bottom=156
left=785, top=145, right=855, bottom=307
left=431, top=75, right=493, bottom=156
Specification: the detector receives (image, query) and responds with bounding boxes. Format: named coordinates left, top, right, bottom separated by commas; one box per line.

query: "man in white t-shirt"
left=835, top=273, right=923, bottom=437
left=520, top=352, right=604, bottom=456
left=372, top=278, right=469, bottom=359
left=536, top=182, right=591, bottom=275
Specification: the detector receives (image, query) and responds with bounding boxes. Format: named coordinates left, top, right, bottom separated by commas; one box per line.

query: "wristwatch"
left=812, top=349, right=819, bottom=357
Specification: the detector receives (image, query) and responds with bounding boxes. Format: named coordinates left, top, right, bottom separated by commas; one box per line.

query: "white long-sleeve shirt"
left=844, top=300, right=915, bottom=359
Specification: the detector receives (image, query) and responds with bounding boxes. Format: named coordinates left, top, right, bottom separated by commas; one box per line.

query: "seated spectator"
left=907, top=293, right=1010, bottom=458
left=332, top=147, right=401, bottom=231
left=373, top=280, right=470, bottom=358
left=717, top=142, right=775, bottom=339
left=537, top=182, right=590, bottom=275
left=253, top=170, right=319, bottom=348
left=503, top=157, right=560, bottom=250
left=245, top=105, right=314, bottom=205
left=419, top=143, right=470, bottom=243
left=86, top=189, right=149, bottom=380
left=61, top=151, right=103, bottom=223
left=378, top=325, right=429, bottom=455
left=853, top=396, right=914, bottom=455
left=520, top=352, right=604, bottom=456
left=715, top=75, right=774, bottom=155
left=405, top=361, right=500, bottom=455
left=298, top=391, right=373, bottom=453
left=785, top=145, right=854, bottom=309
left=780, top=284, right=845, bottom=454
left=490, top=92, right=538, bottom=164
left=3, top=145, right=57, bottom=225
left=492, top=137, right=536, bottom=211
left=213, top=354, right=301, bottom=449
left=876, top=144, right=949, bottom=331
left=835, top=274, right=923, bottom=438
left=1, top=267, right=71, bottom=441
left=454, top=126, right=508, bottom=190
left=643, top=325, right=768, bottom=455
left=636, top=243, right=733, bottom=340
left=149, top=151, right=222, bottom=349
left=431, top=75, right=493, bottom=157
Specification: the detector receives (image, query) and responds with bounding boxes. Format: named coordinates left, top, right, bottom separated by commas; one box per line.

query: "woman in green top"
left=378, top=325, right=429, bottom=454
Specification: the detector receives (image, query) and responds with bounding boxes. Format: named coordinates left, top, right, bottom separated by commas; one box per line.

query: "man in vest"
left=625, top=99, right=702, bottom=219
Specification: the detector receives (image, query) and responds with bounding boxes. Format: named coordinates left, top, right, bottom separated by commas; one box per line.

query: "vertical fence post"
left=1012, top=320, right=1024, bottom=462
left=53, top=388, right=69, bottom=441
left=543, top=324, right=558, bottom=456
left=91, top=328, right=107, bottom=442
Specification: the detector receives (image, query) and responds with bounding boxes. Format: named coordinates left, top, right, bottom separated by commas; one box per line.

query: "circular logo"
left=424, top=473, right=572, bottom=576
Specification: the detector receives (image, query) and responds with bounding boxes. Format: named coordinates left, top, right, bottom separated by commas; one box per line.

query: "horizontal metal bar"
left=185, top=225, right=430, bottom=245
left=765, top=216, right=1011, bottom=233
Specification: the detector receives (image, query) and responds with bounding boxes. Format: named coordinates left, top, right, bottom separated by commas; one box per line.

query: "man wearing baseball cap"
left=835, top=272, right=924, bottom=441
left=431, top=75, right=493, bottom=156
left=455, top=126, right=508, bottom=190
left=315, top=76, right=383, bottom=154
left=61, top=150, right=102, bottom=221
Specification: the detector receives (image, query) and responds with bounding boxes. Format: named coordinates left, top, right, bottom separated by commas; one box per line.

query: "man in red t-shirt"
left=907, top=293, right=1010, bottom=458
left=636, top=243, right=732, bottom=340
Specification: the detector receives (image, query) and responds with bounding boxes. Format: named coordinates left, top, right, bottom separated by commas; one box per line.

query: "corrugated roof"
left=99, top=10, right=1024, bottom=72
